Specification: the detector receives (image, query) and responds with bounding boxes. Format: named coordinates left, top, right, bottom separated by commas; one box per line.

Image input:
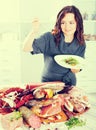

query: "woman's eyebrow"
left=61, top=20, right=75, bottom=22
left=61, top=20, right=65, bottom=22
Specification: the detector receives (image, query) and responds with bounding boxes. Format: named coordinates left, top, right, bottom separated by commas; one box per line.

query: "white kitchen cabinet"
left=76, top=42, right=96, bottom=93
left=72, top=0, right=96, bottom=93
left=0, top=40, right=21, bottom=85
left=72, top=0, right=96, bottom=41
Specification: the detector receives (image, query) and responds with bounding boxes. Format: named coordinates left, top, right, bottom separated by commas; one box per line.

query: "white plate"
left=54, top=55, right=85, bottom=69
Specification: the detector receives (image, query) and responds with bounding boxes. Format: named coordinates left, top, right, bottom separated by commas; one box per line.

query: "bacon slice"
left=26, top=81, right=65, bottom=92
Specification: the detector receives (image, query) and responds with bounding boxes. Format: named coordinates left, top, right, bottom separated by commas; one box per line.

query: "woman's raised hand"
left=32, top=18, right=40, bottom=33
left=22, top=18, right=40, bottom=52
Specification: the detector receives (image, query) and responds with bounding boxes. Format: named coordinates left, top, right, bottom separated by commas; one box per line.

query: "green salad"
left=64, top=57, right=79, bottom=66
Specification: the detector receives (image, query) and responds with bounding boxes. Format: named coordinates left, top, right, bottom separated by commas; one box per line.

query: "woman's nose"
left=65, top=23, right=70, bottom=29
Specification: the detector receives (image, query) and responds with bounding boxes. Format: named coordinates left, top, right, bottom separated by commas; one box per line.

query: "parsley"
left=65, top=117, right=86, bottom=130
left=10, top=111, right=22, bottom=121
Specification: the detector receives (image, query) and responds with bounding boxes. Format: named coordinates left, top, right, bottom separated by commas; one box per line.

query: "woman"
left=23, top=5, right=86, bottom=86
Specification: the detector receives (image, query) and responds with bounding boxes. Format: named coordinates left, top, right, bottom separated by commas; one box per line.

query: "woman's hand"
left=32, top=18, right=40, bottom=33
left=71, top=69, right=80, bottom=73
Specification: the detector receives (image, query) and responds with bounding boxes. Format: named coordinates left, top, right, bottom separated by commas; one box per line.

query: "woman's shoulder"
left=41, top=31, right=54, bottom=41
left=74, top=38, right=86, bottom=46
left=43, top=31, right=53, bottom=37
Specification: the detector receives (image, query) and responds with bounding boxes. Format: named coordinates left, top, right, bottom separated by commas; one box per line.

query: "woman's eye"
left=61, top=22, right=65, bottom=25
left=70, top=22, right=74, bottom=24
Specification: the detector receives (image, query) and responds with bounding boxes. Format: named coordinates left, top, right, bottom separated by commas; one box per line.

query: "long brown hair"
left=52, top=5, right=85, bottom=45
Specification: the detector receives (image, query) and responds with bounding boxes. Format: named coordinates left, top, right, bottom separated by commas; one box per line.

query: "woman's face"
left=60, top=13, right=77, bottom=37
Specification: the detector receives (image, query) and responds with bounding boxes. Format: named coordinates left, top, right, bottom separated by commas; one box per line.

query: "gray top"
left=31, top=32, right=86, bottom=86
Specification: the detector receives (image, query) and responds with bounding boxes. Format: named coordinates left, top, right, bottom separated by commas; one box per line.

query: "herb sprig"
left=10, top=111, right=22, bottom=121
left=65, top=117, right=86, bottom=130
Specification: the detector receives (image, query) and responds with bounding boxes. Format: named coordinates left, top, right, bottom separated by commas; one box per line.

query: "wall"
left=0, top=0, right=96, bottom=93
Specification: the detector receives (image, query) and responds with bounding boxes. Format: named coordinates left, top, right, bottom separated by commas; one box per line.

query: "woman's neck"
left=64, top=34, right=74, bottom=43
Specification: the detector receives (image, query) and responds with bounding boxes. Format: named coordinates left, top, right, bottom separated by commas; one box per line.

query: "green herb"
left=10, top=111, right=22, bottom=121
left=65, top=117, right=86, bottom=130
left=64, top=57, right=79, bottom=66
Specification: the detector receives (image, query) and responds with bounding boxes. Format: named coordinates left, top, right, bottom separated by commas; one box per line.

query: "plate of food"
left=0, top=82, right=90, bottom=130
left=54, top=55, right=85, bottom=69
left=0, top=83, right=91, bottom=130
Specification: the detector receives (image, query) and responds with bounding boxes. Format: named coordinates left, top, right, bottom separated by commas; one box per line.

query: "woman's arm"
left=22, top=18, right=40, bottom=52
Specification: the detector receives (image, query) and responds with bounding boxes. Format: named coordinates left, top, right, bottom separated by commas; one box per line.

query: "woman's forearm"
left=22, top=31, right=36, bottom=52
left=23, top=18, right=40, bottom=52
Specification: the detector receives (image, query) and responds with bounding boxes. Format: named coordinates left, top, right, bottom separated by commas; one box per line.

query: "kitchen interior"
left=0, top=0, right=96, bottom=93
left=0, top=0, right=96, bottom=130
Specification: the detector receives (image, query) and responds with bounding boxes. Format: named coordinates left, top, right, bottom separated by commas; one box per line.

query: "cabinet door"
left=0, top=41, right=21, bottom=85
left=72, top=0, right=96, bottom=93
left=76, top=42, right=96, bottom=93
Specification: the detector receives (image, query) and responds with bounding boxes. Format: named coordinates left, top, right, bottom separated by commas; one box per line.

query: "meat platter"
left=0, top=82, right=90, bottom=130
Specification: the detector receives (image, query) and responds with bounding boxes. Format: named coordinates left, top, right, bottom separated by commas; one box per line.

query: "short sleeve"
left=75, top=43, right=86, bottom=58
left=31, top=32, right=51, bottom=54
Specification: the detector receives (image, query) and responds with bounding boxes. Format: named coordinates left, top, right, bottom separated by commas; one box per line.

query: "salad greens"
left=65, top=117, right=86, bottom=130
left=64, top=57, right=79, bottom=66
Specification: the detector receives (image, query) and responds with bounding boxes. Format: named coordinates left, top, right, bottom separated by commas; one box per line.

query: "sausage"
left=19, top=106, right=41, bottom=129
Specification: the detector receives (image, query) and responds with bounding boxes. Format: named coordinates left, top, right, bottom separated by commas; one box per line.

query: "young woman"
left=23, top=5, right=86, bottom=86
